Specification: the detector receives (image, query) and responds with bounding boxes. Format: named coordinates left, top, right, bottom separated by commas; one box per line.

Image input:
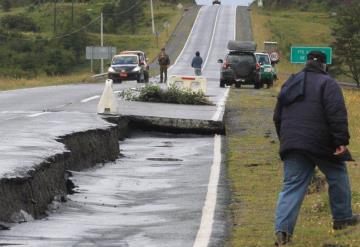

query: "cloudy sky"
left=195, top=0, right=254, bottom=6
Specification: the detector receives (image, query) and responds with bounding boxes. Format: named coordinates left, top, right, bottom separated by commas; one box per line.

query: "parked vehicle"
left=212, top=0, right=221, bottom=4
left=255, top=52, right=277, bottom=87
left=218, top=41, right=261, bottom=89
left=264, top=41, right=280, bottom=64
left=108, top=51, right=149, bottom=83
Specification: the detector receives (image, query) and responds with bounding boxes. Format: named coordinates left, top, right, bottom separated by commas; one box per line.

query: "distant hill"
left=263, top=0, right=353, bottom=9
left=0, top=0, right=196, bottom=79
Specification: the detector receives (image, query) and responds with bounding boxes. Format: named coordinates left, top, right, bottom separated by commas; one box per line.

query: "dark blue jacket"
left=191, top=56, right=203, bottom=69
left=273, top=63, right=350, bottom=160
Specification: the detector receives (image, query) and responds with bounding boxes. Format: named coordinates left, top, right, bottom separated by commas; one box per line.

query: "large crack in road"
left=0, top=133, right=215, bottom=247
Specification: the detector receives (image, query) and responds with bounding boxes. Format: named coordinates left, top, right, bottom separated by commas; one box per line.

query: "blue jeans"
left=275, top=151, right=353, bottom=234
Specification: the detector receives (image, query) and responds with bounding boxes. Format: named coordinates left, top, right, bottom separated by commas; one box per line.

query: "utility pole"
left=53, top=0, right=57, bottom=33
left=150, top=0, right=155, bottom=34
left=100, top=12, right=104, bottom=74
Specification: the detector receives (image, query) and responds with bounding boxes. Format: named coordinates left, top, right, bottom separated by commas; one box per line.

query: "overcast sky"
left=195, top=0, right=254, bottom=6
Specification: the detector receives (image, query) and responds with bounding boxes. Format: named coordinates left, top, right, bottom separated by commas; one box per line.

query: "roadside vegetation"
left=120, top=84, right=211, bottom=105
left=0, top=0, right=195, bottom=90
left=225, top=3, right=360, bottom=246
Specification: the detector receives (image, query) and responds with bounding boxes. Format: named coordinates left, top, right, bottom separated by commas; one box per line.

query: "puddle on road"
left=0, top=132, right=214, bottom=247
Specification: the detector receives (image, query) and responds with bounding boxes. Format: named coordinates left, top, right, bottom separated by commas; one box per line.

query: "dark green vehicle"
left=218, top=41, right=262, bottom=89
left=255, top=52, right=277, bottom=87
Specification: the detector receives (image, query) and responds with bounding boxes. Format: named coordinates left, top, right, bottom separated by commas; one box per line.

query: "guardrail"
left=278, top=72, right=359, bottom=90
left=338, top=81, right=359, bottom=89
left=92, top=73, right=107, bottom=79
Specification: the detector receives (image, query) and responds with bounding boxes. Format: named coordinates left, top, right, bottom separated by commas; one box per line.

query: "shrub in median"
left=120, top=84, right=211, bottom=105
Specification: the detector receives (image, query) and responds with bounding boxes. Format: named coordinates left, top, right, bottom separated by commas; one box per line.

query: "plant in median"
left=119, top=84, right=211, bottom=105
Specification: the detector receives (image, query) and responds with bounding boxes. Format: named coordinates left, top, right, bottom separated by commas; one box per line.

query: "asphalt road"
left=0, top=4, right=240, bottom=247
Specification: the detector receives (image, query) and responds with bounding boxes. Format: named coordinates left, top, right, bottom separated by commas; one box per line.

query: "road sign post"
left=86, top=46, right=117, bottom=73
left=291, top=46, right=332, bottom=64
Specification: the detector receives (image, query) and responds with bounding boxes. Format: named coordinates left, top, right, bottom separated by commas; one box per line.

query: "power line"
left=0, top=15, right=101, bottom=41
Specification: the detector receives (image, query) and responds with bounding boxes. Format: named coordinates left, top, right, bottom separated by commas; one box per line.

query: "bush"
left=121, top=84, right=212, bottom=105
left=0, top=14, right=39, bottom=32
left=44, top=48, right=76, bottom=75
left=1, top=0, right=11, bottom=12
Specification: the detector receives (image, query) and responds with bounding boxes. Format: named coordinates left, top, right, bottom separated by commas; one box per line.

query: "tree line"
left=263, top=0, right=359, bottom=85
left=263, top=0, right=353, bottom=8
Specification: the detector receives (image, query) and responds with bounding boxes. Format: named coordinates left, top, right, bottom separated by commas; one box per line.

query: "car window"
left=227, top=54, right=255, bottom=64
left=112, top=56, right=138, bottom=65
left=256, top=54, right=270, bottom=65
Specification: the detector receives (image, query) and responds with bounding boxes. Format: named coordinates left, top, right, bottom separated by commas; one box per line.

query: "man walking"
left=191, top=51, right=203, bottom=76
left=158, top=48, right=170, bottom=83
left=273, top=51, right=359, bottom=246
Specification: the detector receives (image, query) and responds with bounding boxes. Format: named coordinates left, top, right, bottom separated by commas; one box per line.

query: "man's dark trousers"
left=160, top=65, right=167, bottom=83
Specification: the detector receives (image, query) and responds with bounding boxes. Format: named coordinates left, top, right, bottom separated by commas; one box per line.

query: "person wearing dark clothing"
left=191, top=51, right=203, bottom=76
left=158, top=48, right=170, bottom=83
left=273, top=51, right=359, bottom=246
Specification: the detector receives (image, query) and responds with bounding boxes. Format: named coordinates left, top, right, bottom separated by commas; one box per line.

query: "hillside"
left=0, top=0, right=195, bottom=87
left=263, top=0, right=353, bottom=9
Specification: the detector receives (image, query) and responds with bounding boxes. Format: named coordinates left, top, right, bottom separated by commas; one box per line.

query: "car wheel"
left=267, top=79, right=273, bottom=88
left=220, top=80, right=226, bottom=88
left=235, top=81, right=241, bottom=88
left=144, top=71, right=149, bottom=83
left=254, top=80, right=262, bottom=89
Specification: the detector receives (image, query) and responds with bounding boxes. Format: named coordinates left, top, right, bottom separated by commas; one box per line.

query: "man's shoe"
left=275, top=231, right=291, bottom=246
left=333, top=214, right=360, bottom=230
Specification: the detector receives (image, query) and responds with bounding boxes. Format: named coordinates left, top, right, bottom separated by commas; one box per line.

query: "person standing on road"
left=158, top=48, right=170, bottom=83
left=191, top=51, right=203, bottom=76
left=273, top=51, right=359, bottom=246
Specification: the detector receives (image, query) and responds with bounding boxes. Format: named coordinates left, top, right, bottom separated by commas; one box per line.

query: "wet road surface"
left=0, top=133, right=217, bottom=247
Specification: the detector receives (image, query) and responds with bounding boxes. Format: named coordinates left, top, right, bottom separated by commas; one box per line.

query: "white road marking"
left=193, top=134, right=222, bottom=247
left=202, top=6, right=221, bottom=70
left=27, top=112, right=50, bottom=118
left=81, top=95, right=100, bottom=103
left=234, top=6, right=237, bottom=40
left=194, top=7, right=235, bottom=247
left=211, top=6, right=236, bottom=122
left=212, top=88, right=230, bottom=121
left=169, top=7, right=204, bottom=71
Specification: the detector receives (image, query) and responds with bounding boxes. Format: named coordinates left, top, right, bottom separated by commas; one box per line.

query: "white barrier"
left=97, top=79, right=118, bottom=115
left=168, top=75, right=207, bottom=94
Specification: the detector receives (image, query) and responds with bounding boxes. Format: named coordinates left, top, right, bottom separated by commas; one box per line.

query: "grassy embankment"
left=0, top=0, right=194, bottom=90
left=225, top=6, right=360, bottom=247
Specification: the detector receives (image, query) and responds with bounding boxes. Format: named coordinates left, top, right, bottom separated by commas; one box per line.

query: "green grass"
left=225, top=6, right=360, bottom=247
left=225, top=87, right=360, bottom=247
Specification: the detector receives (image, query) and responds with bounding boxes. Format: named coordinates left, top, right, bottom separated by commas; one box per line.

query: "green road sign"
left=291, top=46, right=332, bottom=64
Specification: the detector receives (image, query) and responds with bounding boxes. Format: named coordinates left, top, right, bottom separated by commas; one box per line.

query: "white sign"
left=86, top=46, right=117, bottom=60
